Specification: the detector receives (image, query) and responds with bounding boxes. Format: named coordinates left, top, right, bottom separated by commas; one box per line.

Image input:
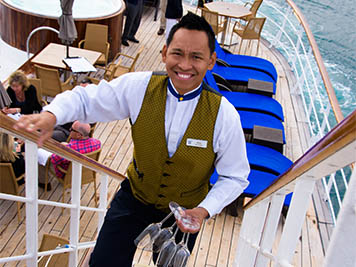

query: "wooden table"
left=31, top=43, right=102, bottom=70
left=205, top=2, right=251, bottom=45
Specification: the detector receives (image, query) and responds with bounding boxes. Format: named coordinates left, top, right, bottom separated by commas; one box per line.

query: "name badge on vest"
left=186, top=138, right=208, bottom=148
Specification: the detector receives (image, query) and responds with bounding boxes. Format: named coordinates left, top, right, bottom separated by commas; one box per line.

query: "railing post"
left=25, top=141, right=39, bottom=266
left=234, top=202, right=255, bottom=266
left=255, top=192, right=285, bottom=266
left=324, top=170, right=356, bottom=267
left=241, top=199, right=270, bottom=266
left=98, top=173, right=109, bottom=232
left=275, top=177, right=316, bottom=266
left=69, top=162, right=82, bottom=266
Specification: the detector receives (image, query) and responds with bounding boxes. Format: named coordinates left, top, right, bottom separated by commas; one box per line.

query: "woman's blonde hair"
left=8, top=70, right=30, bottom=91
left=0, top=132, right=17, bottom=162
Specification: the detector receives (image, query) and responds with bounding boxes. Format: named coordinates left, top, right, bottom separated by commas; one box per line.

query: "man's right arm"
left=14, top=72, right=152, bottom=146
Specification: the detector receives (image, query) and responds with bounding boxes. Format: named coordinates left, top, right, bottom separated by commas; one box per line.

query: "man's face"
left=162, top=28, right=216, bottom=95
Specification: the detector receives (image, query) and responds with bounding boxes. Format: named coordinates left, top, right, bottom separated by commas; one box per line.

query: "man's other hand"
left=176, top=207, right=209, bottom=234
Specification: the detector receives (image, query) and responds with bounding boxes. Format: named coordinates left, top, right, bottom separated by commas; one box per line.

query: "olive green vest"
left=127, top=73, right=222, bottom=211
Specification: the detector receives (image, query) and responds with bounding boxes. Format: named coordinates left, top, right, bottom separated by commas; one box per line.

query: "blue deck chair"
left=204, top=71, right=284, bottom=121
left=238, top=110, right=285, bottom=143
left=210, top=142, right=293, bottom=205
left=210, top=169, right=292, bottom=205
left=212, top=64, right=276, bottom=94
left=246, top=142, right=292, bottom=176
left=215, top=39, right=278, bottom=83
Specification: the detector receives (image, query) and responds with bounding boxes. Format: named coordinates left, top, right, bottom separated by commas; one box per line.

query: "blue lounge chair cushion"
left=203, top=71, right=284, bottom=121
left=246, top=142, right=293, bottom=176
left=238, top=110, right=285, bottom=143
left=212, top=64, right=276, bottom=94
left=210, top=169, right=292, bottom=205
left=215, top=40, right=278, bottom=83
left=221, top=91, right=284, bottom=121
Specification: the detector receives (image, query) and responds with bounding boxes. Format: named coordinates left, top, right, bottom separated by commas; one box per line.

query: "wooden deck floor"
left=0, top=4, right=325, bottom=267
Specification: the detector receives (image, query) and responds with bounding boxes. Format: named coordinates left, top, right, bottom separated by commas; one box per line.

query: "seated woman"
left=2, top=70, right=42, bottom=115
left=0, top=132, right=25, bottom=185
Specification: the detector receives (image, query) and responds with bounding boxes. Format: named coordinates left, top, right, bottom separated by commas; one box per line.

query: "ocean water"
left=293, top=0, right=356, bottom=118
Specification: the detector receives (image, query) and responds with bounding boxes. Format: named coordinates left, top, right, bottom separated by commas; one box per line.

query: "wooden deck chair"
left=241, top=0, right=263, bottom=23
left=28, top=77, right=48, bottom=107
left=38, top=234, right=69, bottom=267
left=111, top=46, right=145, bottom=78
left=230, top=17, right=266, bottom=55
left=78, top=23, right=110, bottom=66
left=44, top=149, right=101, bottom=208
left=89, top=46, right=144, bottom=84
left=88, top=58, right=124, bottom=84
left=200, top=7, right=227, bottom=36
left=34, top=65, right=74, bottom=101
left=0, top=163, right=25, bottom=223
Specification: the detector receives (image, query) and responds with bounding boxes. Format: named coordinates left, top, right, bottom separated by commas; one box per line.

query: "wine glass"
left=169, top=202, right=200, bottom=231
left=134, top=211, right=173, bottom=250
left=152, top=222, right=176, bottom=253
left=156, top=226, right=180, bottom=267
left=172, top=233, right=190, bottom=267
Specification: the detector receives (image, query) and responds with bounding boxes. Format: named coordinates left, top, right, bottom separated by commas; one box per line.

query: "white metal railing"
left=234, top=111, right=356, bottom=266
left=0, top=115, right=125, bottom=266
left=256, top=0, right=349, bottom=223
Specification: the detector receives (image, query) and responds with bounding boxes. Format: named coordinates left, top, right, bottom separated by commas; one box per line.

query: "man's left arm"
left=198, top=97, right=250, bottom=217
left=177, top=98, right=250, bottom=233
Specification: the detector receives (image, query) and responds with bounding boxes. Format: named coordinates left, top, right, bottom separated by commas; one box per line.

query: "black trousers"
left=122, top=0, right=144, bottom=41
left=89, top=179, right=198, bottom=267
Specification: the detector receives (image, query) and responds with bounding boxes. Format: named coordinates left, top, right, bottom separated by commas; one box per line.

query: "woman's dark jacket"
left=7, top=85, right=42, bottom=114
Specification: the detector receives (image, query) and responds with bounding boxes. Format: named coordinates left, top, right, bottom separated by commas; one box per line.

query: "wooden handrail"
left=285, top=0, right=344, bottom=123
left=0, top=113, right=126, bottom=182
left=244, top=109, right=356, bottom=210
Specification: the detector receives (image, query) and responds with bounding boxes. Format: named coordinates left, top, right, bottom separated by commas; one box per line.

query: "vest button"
left=158, top=194, right=165, bottom=198
left=165, top=160, right=173, bottom=165
left=160, top=184, right=167, bottom=188
left=162, top=173, right=170, bottom=177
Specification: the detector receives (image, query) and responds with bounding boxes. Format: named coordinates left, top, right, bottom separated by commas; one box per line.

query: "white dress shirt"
left=44, top=71, right=250, bottom=217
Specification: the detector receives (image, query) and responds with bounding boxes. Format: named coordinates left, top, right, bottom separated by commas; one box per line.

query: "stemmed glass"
left=134, top=211, right=173, bottom=251
left=152, top=222, right=176, bottom=253
left=169, top=202, right=200, bottom=231
left=172, top=233, right=190, bottom=267
left=156, top=226, right=180, bottom=267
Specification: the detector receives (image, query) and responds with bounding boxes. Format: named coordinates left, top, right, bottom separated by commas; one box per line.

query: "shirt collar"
left=167, top=79, right=203, bottom=102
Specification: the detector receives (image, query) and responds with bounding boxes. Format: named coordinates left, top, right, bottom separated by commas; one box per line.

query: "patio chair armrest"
left=78, top=40, right=85, bottom=48
left=88, top=77, right=100, bottom=85
left=212, top=72, right=234, bottom=91
left=216, top=58, right=231, bottom=67
left=221, top=47, right=233, bottom=54
left=15, top=173, right=25, bottom=182
left=57, top=165, right=68, bottom=174
left=112, top=52, right=135, bottom=62
left=244, top=2, right=253, bottom=7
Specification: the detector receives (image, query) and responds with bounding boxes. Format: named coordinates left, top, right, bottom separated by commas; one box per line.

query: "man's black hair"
left=166, top=12, right=216, bottom=55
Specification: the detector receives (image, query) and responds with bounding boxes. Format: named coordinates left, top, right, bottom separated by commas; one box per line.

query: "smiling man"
left=14, top=12, right=249, bottom=267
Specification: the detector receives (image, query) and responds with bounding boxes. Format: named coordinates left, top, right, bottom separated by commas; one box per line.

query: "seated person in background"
left=38, top=121, right=101, bottom=190
left=2, top=70, right=42, bottom=115
left=52, top=122, right=73, bottom=143
left=0, top=132, right=25, bottom=185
